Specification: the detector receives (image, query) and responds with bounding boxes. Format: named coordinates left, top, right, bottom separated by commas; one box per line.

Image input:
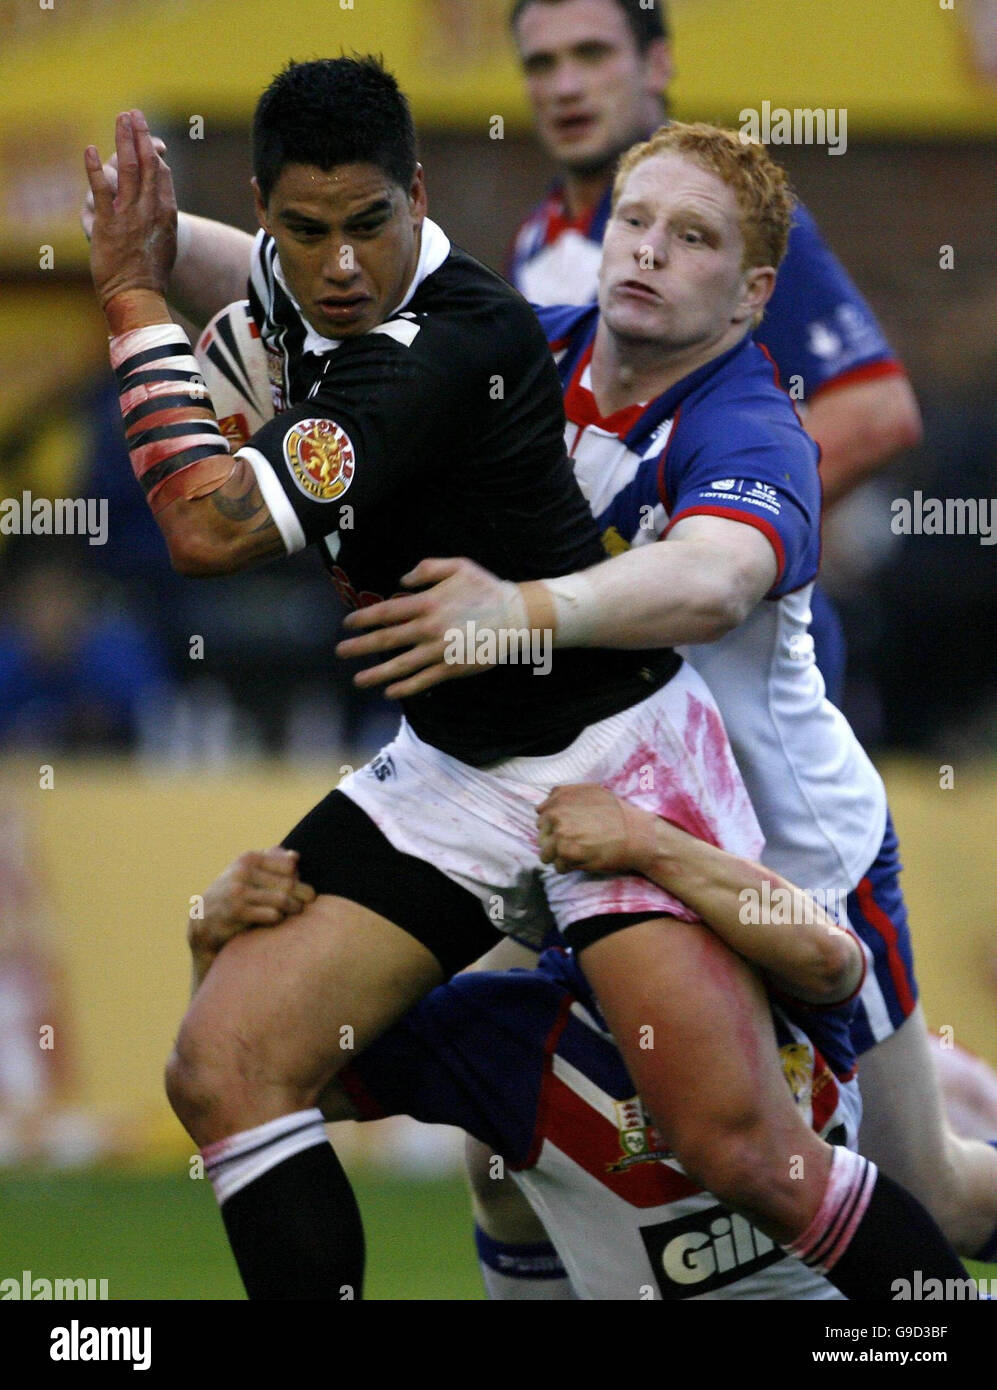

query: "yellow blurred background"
left=0, top=756, right=991, bottom=1153
left=2, top=0, right=997, bottom=269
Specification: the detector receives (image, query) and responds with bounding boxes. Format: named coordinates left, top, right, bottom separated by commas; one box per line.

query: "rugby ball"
left=194, top=300, right=274, bottom=450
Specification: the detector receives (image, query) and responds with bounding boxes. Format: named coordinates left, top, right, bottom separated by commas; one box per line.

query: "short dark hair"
left=252, top=56, right=418, bottom=205
left=509, top=0, right=669, bottom=51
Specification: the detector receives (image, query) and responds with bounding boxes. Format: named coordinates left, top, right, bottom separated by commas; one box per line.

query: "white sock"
left=474, top=1226, right=578, bottom=1300
left=201, top=1108, right=328, bottom=1205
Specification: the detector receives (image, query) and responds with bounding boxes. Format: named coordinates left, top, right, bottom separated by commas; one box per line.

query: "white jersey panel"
left=681, top=590, right=888, bottom=894
left=513, top=990, right=861, bottom=1301
left=518, top=1150, right=848, bottom=1301
left=517, top=232, right=601, bottom=307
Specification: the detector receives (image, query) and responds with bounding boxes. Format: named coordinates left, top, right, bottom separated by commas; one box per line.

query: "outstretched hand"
left=336, top=557, right=524, bottom=698
left=80, top=134, right=168, bottom=242
left=84, top=109, right=177, bottom=308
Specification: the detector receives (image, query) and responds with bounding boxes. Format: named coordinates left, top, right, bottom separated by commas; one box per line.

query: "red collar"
left=543, top=187, right=599, bottom=244
left=564, top=338, right=648, bottom=437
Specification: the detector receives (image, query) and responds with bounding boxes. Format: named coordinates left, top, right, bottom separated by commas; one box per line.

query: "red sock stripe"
left=806, top=1160, right=875, bottom=1270
left=785, top=1147, right=877, bottom=1273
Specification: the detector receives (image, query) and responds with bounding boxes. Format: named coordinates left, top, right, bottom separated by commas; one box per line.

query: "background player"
left=187, top=793, right=869, bottom=1301
left=507, top=0, right=921, bottom=508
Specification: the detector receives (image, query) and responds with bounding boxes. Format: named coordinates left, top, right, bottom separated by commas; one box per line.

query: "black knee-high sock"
left=204, top=1109, right=365, bottom=1300
left=785, top=1146, right=973, bottom=1301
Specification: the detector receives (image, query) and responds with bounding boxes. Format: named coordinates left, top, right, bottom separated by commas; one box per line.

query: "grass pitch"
left=2, top=1167, right=994, bottom=1301
left=0, top=1167, right=484, bottom=1301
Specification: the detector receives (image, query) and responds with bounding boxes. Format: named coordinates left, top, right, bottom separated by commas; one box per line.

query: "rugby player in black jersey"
left=84, top=57, right=970, bottom=1301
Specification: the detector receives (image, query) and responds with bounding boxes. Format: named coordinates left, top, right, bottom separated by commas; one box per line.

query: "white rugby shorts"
left=338, top=662, right=764, bottom=949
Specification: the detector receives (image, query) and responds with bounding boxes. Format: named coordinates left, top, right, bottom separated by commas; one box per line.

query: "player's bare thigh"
left=578, top=914, right=831, bottom=1239
left=167, top=893, right=443, bottom=1145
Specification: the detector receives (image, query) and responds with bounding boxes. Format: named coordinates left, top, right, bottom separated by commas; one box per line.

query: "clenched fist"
left=536, top=784, right=659, bottom=876
left=189, top=847, right=316, bottom=962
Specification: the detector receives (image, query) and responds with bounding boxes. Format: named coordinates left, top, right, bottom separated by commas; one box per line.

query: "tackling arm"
left=537, top=784, right=863, bottom=1006
left=520, top=514, right=776, bottom=649
left=337, top=514, right=776, bottom=697
left=170, top=213, right=255, bottom=330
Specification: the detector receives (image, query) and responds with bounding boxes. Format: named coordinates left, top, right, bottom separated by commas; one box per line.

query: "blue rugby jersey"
left=538, top=304, right=889, bottom=898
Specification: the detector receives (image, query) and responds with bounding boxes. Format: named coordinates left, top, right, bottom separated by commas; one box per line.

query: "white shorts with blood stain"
left=338, top=662, right=765, bottom=949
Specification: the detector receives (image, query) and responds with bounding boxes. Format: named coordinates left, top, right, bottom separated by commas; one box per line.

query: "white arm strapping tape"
left=539, top=572, right=601, bottom=647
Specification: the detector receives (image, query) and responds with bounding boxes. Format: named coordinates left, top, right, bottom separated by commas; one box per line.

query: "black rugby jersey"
left=241, top=223, right=678, bottom=765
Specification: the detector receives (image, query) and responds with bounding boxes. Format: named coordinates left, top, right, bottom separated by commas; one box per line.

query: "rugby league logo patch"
left=283, top=418, right=356, bottom=503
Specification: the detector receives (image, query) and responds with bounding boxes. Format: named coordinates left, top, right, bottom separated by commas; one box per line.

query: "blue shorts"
left=846, top=810, right=919, bottom=1055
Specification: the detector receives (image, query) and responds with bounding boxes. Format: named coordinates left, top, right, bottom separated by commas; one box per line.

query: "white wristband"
left=540, top=572, right=600, bottom=646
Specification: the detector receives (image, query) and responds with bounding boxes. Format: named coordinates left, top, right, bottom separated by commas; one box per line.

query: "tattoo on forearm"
left=210, top=474, right=266, bottom=522
left=210, top=469, right=279, bottom=539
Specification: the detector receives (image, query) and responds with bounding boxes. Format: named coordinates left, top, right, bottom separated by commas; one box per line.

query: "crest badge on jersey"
left=608, top=1097, right=670, bottom=1171
left=283, top=418, right=356, bottom=503
left=601, top=525, right=631, bottom=557
left=780, top=1042, right=814, bottom=1108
